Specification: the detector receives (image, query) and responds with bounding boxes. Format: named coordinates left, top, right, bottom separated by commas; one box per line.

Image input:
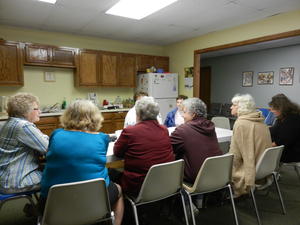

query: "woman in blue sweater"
left=40, top=100, right=124, bottom=225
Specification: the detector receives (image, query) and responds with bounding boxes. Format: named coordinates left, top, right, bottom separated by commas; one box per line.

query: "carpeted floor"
left=1, top=165, right=299, bottom=225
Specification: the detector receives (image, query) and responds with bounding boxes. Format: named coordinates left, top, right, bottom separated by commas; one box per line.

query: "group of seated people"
left=1, top=92, right=300, bottom=224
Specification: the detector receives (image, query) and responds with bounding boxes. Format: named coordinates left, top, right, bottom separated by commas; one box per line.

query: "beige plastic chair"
left=125, top=159, right=189, bottom=225
left=183, top=154, right=239, bottom=225
left=38, top=178, right=113, bottom=225
left=250, top=145, right=286, bottom=225
left=212, top=116, right=231, bottom=130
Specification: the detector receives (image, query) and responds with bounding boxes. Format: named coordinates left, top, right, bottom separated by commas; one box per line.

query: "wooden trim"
left=193, top=53, right=200, bottom=97
left=195, top=29, right=300, bottom=54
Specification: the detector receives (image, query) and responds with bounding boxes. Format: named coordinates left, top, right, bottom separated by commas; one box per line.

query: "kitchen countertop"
left=0, top=108, right=130, bottom=120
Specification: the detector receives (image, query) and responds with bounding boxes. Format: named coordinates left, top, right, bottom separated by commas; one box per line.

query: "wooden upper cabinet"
left=52, top=47, right=76, bottom=66
left=25, top=44, right=51, bottom=64
left=99, top=51, right=119, bottom=86
left=24, top=43, right=76, bottom=68
left=0, top=41, right=24, bottom=86
left=154, top=56, right=169, bottom=72
left=75, top=49, right=99, bottom=87
left=136, top=54, right=155, bottom=72
left=119, top=53, right=136, bottom=87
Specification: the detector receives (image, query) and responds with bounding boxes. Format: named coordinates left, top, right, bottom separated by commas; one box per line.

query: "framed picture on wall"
left=257, top=71, right=274, bottom=85
left=242, top=71, right=253, bottom=87
left=279, top=67, right=294, bottom=85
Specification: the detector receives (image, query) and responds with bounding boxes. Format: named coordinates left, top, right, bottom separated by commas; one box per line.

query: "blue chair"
left=0, top=190, right=40, bottom=215
left=258, top=108, right=270, bottom=118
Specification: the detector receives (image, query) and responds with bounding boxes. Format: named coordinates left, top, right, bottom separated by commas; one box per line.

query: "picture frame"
left=279, top=67, right=294, bottom=85
left=242, top=71, right=253, bottom=87
left=257, top=71, right=274, bottom=85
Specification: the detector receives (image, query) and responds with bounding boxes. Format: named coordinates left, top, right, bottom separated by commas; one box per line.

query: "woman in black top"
left=269, top=93, right=300, bottom=163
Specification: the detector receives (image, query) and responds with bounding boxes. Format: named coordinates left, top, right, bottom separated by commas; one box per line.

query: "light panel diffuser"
left=106, top=0, right=178, bottom=20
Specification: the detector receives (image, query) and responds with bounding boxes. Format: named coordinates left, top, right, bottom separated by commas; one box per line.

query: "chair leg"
left=127, top=198, right=140, bottom=225
left=180, top=190, right=189, bottom=225
left=294, top=165, right=300, bottom=182
left=228, top=184, right=239, bottom=225
left=272, top=172, right=286, bottom=214
left=185, top=190, right=196, bottom=225
left=250, top=188, right=262, bottom=225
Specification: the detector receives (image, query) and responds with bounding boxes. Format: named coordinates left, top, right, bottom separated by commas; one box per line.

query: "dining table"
left=105, top=127, right=233, bottom=168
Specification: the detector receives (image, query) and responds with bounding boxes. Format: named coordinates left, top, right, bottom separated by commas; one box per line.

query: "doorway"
left=200, top=66, right=211, bottom=111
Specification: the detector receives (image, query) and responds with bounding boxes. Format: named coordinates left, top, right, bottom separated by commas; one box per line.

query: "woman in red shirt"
left=114, top=96, right=174, bottom=196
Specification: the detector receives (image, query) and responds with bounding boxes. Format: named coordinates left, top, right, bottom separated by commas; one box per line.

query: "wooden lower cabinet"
left=34, top=111, right=127, bottom=136
left=100, top=111, right=127, bottom=134
left=35, top=116, right=59, bottom=136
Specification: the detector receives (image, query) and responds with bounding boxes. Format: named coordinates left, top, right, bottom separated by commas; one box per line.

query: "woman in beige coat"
left=229, top=94, right=272, bottom=196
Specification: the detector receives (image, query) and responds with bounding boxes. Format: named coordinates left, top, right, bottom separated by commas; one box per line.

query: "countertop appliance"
left=136, top=73, right=178, bottom=121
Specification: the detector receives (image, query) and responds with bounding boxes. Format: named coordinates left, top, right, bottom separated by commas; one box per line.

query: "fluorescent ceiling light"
left=106, top=0, right=178, bottom=20
left=38, top=0, right=57, bottom=4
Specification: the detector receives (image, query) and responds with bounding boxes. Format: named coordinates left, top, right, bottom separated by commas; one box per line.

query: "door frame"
left=193, top=29, right=300, bottom=98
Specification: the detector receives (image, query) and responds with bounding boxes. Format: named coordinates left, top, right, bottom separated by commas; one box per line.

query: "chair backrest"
left=212, top=116, right=231, bottom=130
left=255, top=145, right=284, bottom=180
left=190, top=154, right=233, bottom=193
left=135, top=159, right=184, bottom=203
left=41, top=178, right=112, bottom=225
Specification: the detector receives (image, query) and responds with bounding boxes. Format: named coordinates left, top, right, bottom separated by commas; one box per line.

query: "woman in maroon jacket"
left=171, top=98, right=222, bottom=183
left=113, top=96, right=174, bottom=196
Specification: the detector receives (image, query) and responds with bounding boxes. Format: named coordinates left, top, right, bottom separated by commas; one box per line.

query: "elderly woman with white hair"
left=0, top=93, right=48, bottom=194
left=170, top=98, right=222, bottom=183
left=229, top=94, right=272, bottom=196
left=114, top=96, right=174, bottom=196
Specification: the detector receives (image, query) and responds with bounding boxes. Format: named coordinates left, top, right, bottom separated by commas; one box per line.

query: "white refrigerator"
left=136, top=73, right=178, bottom=121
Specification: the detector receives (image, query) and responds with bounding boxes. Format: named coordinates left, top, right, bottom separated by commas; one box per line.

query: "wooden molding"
left=194, top=29, right=300, bottom=54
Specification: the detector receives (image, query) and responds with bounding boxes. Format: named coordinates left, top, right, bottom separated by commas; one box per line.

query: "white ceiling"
left=0, top=0, right=300, bottom=46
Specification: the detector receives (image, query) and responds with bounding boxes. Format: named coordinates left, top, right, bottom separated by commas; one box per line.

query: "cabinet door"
left=35, top=116, right=58, bottom=136
left=136, top=54, right=154, bottom=72
left=100, top=52, right=119, bottom=86
left=24, top=44, right=51, bottom=64
left=154, top=56, right=169, bottom=72
left=119, top=53, right=136, bottom=87
left=76, top=50, right=99, bottom=86
left=0, top=41, right=23, bottom=86
left=52, top=47, right=76, bottom=67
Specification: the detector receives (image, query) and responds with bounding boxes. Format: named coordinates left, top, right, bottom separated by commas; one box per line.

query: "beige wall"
left=165, top=9, right=300, bottom=97
left=0, top=25, right=166, bottom=107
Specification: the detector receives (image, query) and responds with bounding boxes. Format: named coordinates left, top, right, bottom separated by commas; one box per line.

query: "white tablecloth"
left=106, top=127, right=232, bottom=161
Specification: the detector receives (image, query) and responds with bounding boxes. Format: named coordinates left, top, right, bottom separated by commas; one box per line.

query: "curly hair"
left=60, top=100, right=103, bottom=132
left=135, top=96, right=159, bottom=121
left=182, top=98, right=207, bottom=118
left=268, top=93, right=300, bottom=120
left=7, top=93, right=39, bottom=118
left=231, top=94, right=256, bottom=116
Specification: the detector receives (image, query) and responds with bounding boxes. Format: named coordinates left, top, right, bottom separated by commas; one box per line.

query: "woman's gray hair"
left=135, top=96, right=160, bottom=121
left=7, top=93, right=39, bottom=118
left=60, top=100, right=103, bottom=132
left=182, top=98, right=207, bottom=118
left=231, top=94, right=256, bottom=116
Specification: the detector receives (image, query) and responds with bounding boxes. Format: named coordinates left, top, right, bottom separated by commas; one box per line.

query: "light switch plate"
left=44, top=71, right=56, bottom=82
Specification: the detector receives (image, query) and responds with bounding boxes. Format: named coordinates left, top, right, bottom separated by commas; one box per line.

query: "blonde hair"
left=60, top=100, right=103, bottom=132
left=7, top=93, right=39, bottom=118
left=232, top=94, right=256, bottom=116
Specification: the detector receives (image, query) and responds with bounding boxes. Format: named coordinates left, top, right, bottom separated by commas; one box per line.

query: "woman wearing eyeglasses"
left=0, top=93, right=49, bottom=194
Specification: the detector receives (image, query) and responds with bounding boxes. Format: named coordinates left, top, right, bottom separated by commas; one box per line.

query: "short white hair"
left=232, top=94, right=256, bottom=116
left=182, top=98, right=207, bottom=118
left=135, top=96, right=159, bottom=121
